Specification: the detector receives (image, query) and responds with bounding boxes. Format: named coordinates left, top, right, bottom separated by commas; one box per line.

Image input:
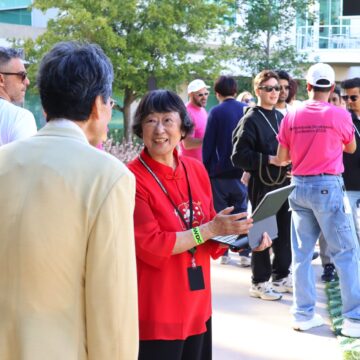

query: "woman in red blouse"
left=128, top=90, right=270, bottom=360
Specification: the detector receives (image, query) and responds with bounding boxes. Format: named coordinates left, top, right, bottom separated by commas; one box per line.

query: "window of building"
left=0, top=0, right=31, bottom=10
left=0, top=0, right=32, bottom=25
left=0, top=8, right=31, bottom=25
left=319, top=0, right=352, bottom=48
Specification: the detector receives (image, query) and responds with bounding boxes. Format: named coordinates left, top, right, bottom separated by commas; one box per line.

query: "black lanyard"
left=354, top=121, right=360, bottom=138
left=139, top=155, right=196, bottom=256
left=258, top=108, right=279, bottom=136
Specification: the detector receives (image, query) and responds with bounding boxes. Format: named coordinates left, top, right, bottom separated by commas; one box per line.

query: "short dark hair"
left=312, top=79, right=332, bottom=93
left=132, top=90, right=193, bottom=139
left=0, top=47, right=22, bottom=68
left=253, top=70, right=279, bottom=90
left=37, top=41, right=113, bottom=122
left=275, top=70, right=291, bottom=82
left=332, top=85, right=341, bottom=97
left=214, top=75, right=238, bottom=97
left=286, top=79, right=298, bottom=103
left=341, top=77, right=360, bottom=90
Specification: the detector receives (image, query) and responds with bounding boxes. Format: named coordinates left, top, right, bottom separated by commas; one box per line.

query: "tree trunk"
left=265, top=30, right=271, bottom=68
left=122, top=87, right=136, bottom=142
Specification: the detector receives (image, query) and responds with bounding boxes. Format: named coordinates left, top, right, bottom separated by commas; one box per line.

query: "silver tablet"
left=212, top=184, right=295, bottom=250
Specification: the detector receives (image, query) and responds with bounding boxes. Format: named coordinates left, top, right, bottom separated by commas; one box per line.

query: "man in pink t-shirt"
left=180, top=79, right=209, bottom=161
left=276, top=63, right=360, bottom=338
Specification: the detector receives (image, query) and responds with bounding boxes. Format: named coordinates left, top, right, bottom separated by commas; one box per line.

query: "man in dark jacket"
left=320, top=78, right=360, bottom=284
left=341, top=77, right=360, bottom=242
left=203, top=75, right=250, bottom=266
left=232, top=70, right=291, bottom=300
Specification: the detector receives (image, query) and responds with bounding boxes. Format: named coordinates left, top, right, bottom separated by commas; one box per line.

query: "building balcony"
left=296, top=24, right=360, bottom=65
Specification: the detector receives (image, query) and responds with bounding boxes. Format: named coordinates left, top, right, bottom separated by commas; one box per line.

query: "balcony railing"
left=297, top=24, right=360, bottom=50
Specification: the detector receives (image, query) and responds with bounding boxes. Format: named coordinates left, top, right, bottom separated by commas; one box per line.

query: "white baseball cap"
left=187, top=79, right=210, bottom=94
left=306, top=63, right=335, bottom=88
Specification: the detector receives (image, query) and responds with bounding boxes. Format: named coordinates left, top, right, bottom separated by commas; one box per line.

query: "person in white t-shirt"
left=0, top=47, right=37, bottom=145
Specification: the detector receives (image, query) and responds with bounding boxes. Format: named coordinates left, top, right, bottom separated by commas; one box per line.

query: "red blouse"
left=128, top=148, right=225, bottom=340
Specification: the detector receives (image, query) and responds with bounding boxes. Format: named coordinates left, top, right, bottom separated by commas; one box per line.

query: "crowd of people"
left=1, top=40, right=360, bottom=360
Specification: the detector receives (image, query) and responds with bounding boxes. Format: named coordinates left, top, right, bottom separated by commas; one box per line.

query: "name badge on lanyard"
left=187, top=266, right=205, bottom=291
left=139, top=155, right=205, bottom=291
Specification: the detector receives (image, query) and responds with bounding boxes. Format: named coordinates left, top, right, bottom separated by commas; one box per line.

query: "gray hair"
left=0, top=47, right=23, bottom=68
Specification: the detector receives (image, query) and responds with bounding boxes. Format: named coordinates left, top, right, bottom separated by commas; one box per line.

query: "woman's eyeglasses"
left=258, top=85, right=281, bottom=92
left=341, top=95, right=359, bottom=102
left=244, top=98, right=255, bottom=104
left=0, top=71, right=28, bottom=81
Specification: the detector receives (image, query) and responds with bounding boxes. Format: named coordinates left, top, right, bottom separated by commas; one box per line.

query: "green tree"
left=233, top=0, right=314, bottom=76
left=24, top=0, right=234, bottom=140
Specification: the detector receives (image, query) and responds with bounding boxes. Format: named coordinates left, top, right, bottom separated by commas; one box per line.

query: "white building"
left=0, top=0, right=55, bottom=47
left=296, top=0, right=360, bottom=80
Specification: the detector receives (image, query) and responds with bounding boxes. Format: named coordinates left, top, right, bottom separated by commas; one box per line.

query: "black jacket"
left=231, top=106, right=289, bottom=206
left=343, top=111, right=360, bottom=191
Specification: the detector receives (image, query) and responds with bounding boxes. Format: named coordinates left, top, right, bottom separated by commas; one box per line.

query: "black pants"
left=249, top=177, right=292, bottom=284
left=138, top=318, right=212, bottom=360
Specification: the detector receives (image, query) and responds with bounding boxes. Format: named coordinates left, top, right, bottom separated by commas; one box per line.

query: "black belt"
left=297, top=173, right=340, bottom=177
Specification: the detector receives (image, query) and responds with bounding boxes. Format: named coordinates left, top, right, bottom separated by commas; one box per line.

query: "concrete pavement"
left=211, top=252, right=343, bottom=360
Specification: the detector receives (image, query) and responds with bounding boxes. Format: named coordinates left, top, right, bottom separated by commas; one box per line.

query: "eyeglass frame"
left=195, top=92, right=209, bottom=97
left=341, top=94, right=359, bottom=102
left=279, top=85, right=290, bottom=91
left=0, top=71, right=28, bottom=82
left=258, top=85, right=281, bottom=92
left=243, top=97, right=255, bottom=104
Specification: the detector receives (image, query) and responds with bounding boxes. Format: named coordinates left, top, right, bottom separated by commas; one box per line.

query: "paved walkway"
left=211, top=253, right=343, bottom=360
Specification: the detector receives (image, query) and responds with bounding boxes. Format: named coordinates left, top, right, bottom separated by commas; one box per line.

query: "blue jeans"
left=289, top=175, right=360, bottom=321
left=346, top=191, right=360, bottom=244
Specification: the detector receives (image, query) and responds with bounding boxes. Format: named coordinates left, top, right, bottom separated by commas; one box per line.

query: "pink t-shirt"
left=277, top=100, right=354, bottom=176
left=179, top=102, right=207, bottom=162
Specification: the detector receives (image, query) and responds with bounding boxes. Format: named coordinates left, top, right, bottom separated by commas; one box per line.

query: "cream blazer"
left=0, top=124, right=139, bottom=359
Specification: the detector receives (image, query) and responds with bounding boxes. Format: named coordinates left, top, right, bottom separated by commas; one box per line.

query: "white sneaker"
left=220, top=255, right=231, bottom=265
left=272, top=275, right=293, bottom=293
left=239, top=255, right=251, bottom=267
left=249, top=282, right=282, bottom=301
left=342, top=318, right=360, bottom=338
left=293, top=314, right=324, bottom=331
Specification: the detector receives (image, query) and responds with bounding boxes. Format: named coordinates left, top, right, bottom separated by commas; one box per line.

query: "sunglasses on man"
left=258, top=85, right=281, bottom=92
left=195, top=92, right=209, bottom=97
left=341, top=95, right=359, bottom=102
left=0, top=71, right=28, bottom=82
left=279, top=85, right=290, bottom=91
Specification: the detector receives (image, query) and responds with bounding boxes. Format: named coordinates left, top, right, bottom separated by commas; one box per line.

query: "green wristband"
left=192, top=227, right=204, bottom=245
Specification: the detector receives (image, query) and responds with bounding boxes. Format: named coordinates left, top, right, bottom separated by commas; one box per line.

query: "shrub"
left=104, top=137, right=143, bottom=164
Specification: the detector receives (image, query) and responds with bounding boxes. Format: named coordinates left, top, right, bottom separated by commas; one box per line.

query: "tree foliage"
left=234, top=0, right=314, bottom=76
left=24, top=0, right=233, bottom=139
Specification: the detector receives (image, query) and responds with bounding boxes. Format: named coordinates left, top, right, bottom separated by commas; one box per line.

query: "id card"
left=187, top=266, right=205, bottom=291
